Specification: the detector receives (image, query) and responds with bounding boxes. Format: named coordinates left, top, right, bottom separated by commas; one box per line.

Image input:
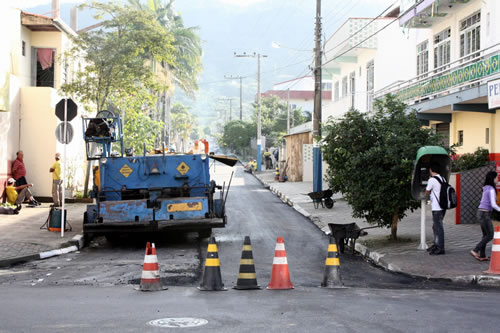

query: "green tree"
left=61, top=0, right=176, bottom=111
left=218, top=120, right=255, bottom=155
left=128, top=0, right=202, bottom=95
left=203, top=126, right=212, bottom=137
left=322, top=95, right=441, bottom=239
left=251, top=96, right=307, bottom=147
left=170, top=103, right=197, bottom=151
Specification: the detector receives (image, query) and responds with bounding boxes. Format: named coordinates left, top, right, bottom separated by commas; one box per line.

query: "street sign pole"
left=61, top=99, right=67, bottom=238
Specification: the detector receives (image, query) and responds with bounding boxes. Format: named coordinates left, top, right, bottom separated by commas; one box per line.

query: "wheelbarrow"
left=307, top=189, right=335, bottom=209
left=328, top=223, right=377, bottom=254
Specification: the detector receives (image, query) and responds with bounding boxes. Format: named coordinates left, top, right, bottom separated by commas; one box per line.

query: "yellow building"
left=0, top=4, right=86, bottom=199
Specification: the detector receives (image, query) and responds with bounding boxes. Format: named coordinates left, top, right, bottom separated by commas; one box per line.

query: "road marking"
left=147, top=318, right=208, bottom=328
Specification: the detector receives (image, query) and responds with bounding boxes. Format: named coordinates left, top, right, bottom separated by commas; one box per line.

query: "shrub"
left=451, top=147, right=489, bottom=172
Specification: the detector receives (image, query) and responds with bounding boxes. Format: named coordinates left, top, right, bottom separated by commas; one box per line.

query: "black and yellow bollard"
left=321, top=237, right=343, bottom=288
left=275, top=167, right=280, bottom=180
left=233, top=236, right=261, bottom=290
left=199, top=236, right=227, bottom=291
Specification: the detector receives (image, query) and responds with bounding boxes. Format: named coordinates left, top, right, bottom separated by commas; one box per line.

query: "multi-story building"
left=261, top=76, right=332, bottom=118
left=324, top=0, right=500, bottom=159
left=0, top=3, right=86, bottom=198
left=377, top=0, right=500, bottom=156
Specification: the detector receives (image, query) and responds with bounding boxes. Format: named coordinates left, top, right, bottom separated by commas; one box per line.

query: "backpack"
left=433, top=176, right=457, bottom=210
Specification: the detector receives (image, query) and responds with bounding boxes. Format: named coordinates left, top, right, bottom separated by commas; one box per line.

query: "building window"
left=334, top=81, right=339, bottom=102
left=460, top=11, right=481, bottom=59
left=31, top=47, right=55, bottom=87
left=349, top=71, right=355, bottom=108
left=366, top=60, right=374, bottom=112
left=458, top=130, right=464, bottom=145
left=342, top=76, right=348, bottom=98
left=22, top=41, right=26, bottom=56
left=291, top=104, right=297, bottom=110
left=321, top=82, right=332, bottom=90
left=434, top=28, right=451, bottom=72
left=486, top=128, right=490, bottom=144
left=416, top=40, right=429, bottom=77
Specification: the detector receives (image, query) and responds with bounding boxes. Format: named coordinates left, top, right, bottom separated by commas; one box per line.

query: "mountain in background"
left=22, top=0, right=391, bottom=127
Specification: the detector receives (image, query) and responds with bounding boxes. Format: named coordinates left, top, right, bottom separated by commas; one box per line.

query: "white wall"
left=0, top=7, right=22, bottom=188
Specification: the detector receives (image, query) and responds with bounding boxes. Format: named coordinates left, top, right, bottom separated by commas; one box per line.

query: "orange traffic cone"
left=267, top=236, right=294, bottom=290
left=485, top=226, right=500, bottom=274
left=138, top=242, right=167, bottom=291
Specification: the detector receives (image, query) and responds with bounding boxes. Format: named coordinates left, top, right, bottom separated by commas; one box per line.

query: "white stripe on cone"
left=492, top=244, right=500, bottom=252
left=494, top=232, right=500, bottom=239
left=274, top=243, right=285, bottom=251
left=273, top=257, right=288, bottom=265
left=144, top=255, right=158, bottom=263
left=142, top=270, right=160, bottom=280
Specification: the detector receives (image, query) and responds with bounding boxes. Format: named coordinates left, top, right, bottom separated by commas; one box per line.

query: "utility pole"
left=218, top=97, right=236, bottom=122
left=224, top=75, right=244, bottom=120
left=313, top=0, right=322, bottom=193
left=234, top=52, right=267, bottom=171
left=287, top=88, right=290, bottom=134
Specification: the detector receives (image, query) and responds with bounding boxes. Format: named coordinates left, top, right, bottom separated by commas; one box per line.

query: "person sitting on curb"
left=6, top=178, right=39, bottom=207
left=244, top=159, right=257, bottom=173
left=0, top=202, right=22, bottom=215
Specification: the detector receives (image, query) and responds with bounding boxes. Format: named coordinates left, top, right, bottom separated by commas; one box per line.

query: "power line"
left=322, top=16, right=398, bottom=68
left=324, top=0, right=398, bottom=54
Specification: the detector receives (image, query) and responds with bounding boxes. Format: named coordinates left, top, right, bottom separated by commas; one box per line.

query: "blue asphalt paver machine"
left=82, top=111, right=235, bottom=238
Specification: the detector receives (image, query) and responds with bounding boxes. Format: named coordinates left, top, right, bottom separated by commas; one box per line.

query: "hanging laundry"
left=37, top=48, right=53, bottom=70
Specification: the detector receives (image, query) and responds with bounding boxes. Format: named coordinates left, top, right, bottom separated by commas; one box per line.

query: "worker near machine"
left=49, top=153, right=62, bottom=207
left=263, top=149, right=272, bottom=170
left=6, top=178, right=38, bottom=206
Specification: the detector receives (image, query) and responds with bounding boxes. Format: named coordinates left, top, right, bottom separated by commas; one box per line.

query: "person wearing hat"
left=49, top=153, right=62, bottom=207
left=6, top=178, right=39, bottom=207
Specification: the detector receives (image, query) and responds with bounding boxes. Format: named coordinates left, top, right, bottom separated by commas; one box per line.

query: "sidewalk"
left=0, top=203, right=85, bottom=267
left=254, top=169, right=500, bottom=287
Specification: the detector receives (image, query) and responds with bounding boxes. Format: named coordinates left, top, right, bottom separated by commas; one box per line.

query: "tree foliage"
left=170, top=103, right=197, bottom=152
left=128, top=0, right=203, bottom=96
left=218, top=120, right=256, bottom=155
left=250, top=95, right=307, bottom=147
left=61, top=0, right=176, bottom=111
left=322, top=94, right=441, bottom=239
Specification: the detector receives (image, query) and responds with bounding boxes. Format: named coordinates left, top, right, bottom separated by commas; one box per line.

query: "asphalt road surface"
left=0, top=163, right=500, bottom=332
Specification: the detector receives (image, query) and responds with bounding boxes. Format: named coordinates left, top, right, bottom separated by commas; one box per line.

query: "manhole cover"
left=147, top=318, right=208, bottom=328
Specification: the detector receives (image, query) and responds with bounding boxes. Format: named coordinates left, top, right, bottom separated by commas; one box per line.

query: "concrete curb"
left=253, top=173, right=500, bottom=287
left=0, top=234, right=84, bottom=268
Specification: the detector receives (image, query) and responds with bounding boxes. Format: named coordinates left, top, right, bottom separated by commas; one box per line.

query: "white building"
left=376, top=0, right=500, bottom=155
left=262, top=76, right=332, bottom=116
left=322, top=7, right=406, bottom=122
left=323, top=0, right=500, bottom=157
left=0, top=3, right=87, bottom=199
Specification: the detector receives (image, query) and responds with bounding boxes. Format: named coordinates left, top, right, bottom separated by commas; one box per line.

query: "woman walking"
left=471, top=171, right=500, bottom=261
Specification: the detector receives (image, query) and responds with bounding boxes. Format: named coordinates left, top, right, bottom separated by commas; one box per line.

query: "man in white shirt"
left=425, top=162, right=446, bottom=255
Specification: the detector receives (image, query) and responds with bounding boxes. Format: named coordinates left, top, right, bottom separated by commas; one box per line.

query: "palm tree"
left=129, top=0, right=202, bottom=147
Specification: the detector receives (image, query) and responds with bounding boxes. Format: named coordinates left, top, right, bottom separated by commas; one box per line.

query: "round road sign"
left=55, top=122, right=74, bottom=144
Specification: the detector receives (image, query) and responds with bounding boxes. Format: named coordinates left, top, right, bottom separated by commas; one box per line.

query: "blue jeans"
left=432, top=210, right=446, bottom=250
left=474, top=210, right=494, bottom=258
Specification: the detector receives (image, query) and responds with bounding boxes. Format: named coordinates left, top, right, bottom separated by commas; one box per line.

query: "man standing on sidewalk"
left=425, top=162, right=446, bottom=255
left=49, top=153, right=62, bottom=207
